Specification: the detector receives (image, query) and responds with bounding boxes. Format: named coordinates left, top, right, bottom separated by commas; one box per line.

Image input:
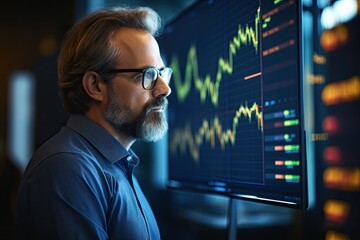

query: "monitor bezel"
left=162, top=0, right=308, bottom=210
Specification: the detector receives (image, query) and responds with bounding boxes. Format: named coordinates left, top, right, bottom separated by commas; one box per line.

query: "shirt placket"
left=125, top=155, right=151, bottom=240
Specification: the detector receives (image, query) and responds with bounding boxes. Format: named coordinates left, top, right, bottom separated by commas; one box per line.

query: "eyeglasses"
left=108, top=67, right=173, bottom=90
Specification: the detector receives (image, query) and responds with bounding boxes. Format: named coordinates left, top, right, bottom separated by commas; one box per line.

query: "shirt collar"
left=66, top=114, right=139, bottom=169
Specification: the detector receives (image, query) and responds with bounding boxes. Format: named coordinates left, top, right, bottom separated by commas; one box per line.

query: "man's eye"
left=133, top=74, right=143, bottom=81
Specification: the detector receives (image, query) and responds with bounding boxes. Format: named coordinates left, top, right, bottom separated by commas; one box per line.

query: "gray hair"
left=58, top=6, right=162, bottom=113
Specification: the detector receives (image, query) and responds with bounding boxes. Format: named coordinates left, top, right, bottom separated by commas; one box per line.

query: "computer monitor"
left=159, top=0, right=307, bottom=209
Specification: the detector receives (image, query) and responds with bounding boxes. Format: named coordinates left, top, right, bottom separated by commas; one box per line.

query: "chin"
left=139, top=120, right=168, bottom=142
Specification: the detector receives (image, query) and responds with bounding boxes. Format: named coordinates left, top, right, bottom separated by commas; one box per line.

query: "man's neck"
left=84, top=111, right=135, bottom=151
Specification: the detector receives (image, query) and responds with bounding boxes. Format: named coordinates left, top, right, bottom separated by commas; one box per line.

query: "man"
left=15, top=6, right=171, bottom=239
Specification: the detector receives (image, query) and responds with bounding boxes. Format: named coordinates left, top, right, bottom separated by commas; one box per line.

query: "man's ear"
left=82, top=71, right=107, bottom=102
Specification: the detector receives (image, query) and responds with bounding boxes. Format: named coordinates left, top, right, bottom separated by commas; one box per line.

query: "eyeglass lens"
left=143, top=68, right=157, bottom=89
left=143, top=68, right=172, bottom=90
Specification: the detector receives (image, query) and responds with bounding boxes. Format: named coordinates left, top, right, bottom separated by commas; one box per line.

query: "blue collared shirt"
left=15, top=114, right=160, bottom=240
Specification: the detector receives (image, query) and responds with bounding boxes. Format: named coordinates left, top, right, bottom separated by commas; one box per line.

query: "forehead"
left=112, top=27, right=163, bottom=68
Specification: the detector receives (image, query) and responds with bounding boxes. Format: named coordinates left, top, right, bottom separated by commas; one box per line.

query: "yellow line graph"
left=170, top=7, right=260, bottom=106
left=170, top=101, right=263, bottom=163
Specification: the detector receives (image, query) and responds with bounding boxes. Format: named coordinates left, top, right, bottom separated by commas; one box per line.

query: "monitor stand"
left=227, top=198, right=238, bottom=240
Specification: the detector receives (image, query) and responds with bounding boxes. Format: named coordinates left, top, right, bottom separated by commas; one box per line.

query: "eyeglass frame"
left=107, top=67, right=173, bottom=90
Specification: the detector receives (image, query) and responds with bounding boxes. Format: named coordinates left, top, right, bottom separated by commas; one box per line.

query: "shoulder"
left=27, top=126, right=97, bottom=171
left=24, top=151, right=105, bottom=191
left=35, top=126, right=90, bottom=157
left=24, top=126, right=109, bottom=187
left=19, top=150, right=117, bottom=211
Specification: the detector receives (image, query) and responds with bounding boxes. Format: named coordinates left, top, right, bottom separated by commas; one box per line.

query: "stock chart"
left=160, top=0, right=306, bottom=207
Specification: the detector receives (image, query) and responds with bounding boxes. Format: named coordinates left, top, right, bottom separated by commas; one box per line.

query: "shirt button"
left=126, top=156, right=132, bottom=162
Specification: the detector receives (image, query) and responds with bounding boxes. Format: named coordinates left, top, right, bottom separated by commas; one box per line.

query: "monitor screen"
left=159, top=0, right=307, bottom=209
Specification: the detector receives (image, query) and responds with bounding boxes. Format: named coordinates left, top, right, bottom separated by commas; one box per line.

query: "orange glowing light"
left=324, top=199, right=349, bottom=223
left=322, top=76, right=360, bottom=105
left=323, top=167, right=360, bottom=191
left=325, top=230, right=350, bottom=240
left=320, top=25, right=349, bottom=52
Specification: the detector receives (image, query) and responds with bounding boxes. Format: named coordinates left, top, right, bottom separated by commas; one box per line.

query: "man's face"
left=104, top=28, right=171, bottom=142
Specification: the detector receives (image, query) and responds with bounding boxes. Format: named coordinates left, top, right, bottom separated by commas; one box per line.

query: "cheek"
left=115, top=85, right=151, bottom=113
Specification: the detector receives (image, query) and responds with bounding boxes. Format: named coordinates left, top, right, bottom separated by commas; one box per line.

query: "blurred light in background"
left=7, top=72, right=35, bottom=172
left=321, top=0, right=358, bottom=29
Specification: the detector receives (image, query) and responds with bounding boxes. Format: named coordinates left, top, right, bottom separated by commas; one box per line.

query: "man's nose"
left=152, top=76, right=172, bottom=98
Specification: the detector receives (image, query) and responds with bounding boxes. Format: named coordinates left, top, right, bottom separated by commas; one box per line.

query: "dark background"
left=0, top=0, right=359, bottom=239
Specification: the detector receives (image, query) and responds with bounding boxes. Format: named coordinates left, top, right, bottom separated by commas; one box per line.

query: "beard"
left=104, top=86, right=168, bottom=142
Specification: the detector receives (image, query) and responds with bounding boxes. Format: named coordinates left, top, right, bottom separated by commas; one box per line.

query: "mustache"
left=146, top=97, right=168, bottom=113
